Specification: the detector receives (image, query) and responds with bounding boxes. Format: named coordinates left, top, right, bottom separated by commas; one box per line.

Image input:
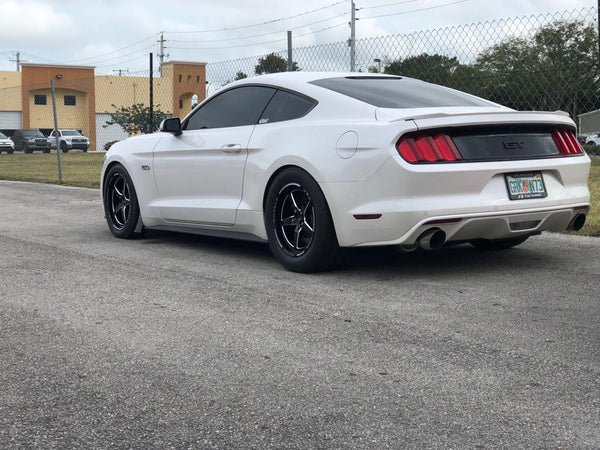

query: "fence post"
left=350, top=0, right=356, bottom=71
left=149, top=53, right=154, bottom=134
left=50, top=79, right=62, bottom=183
left=287, top=31, right=293, bottom=71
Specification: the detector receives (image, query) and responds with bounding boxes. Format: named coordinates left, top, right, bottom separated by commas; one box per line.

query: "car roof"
left=227, top=71, right=401, bottom=91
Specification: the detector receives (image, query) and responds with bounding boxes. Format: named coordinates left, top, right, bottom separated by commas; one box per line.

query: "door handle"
left=221, top=144, right=242, bottom=154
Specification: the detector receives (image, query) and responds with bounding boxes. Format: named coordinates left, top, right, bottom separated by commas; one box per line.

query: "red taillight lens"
left=397, top=133, right=462, bottom=163
left=552, top=129, right=583, bottom=155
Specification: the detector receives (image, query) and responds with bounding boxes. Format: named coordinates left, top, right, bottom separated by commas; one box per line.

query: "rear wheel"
left=103, top=164, right=141, bottom=239
left=265, top=168, right=339, bottom=273
left=469, top=235, right=529, bottom=250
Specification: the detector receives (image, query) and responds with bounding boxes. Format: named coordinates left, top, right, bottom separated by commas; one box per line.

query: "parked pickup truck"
left=48, top=129, right=90, bottom=152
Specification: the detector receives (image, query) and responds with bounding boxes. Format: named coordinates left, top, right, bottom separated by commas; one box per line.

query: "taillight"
left=552, top=129, right=583, bottom=155
left=397, top=133, right=462, bottom=163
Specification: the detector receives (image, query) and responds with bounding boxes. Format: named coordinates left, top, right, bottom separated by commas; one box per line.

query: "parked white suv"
left=48, top=129, right=90, bottom=152
left=0, top=132, right=15, bottom=153
left=584, top=133, right=600, bottom=146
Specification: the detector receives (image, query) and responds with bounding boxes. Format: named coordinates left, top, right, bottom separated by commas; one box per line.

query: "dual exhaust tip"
left=417, top=228, right=446, bottom=251
left=568, top=213, right=586, bottom=231
left=414, top=212, right=586, bottom=251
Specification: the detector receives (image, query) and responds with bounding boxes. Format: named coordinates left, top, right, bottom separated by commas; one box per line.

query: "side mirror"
left=160, top=118, right=182, bottom=136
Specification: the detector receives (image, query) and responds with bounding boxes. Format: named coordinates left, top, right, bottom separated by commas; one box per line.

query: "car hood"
left=375, top=106, right=575, bottom=129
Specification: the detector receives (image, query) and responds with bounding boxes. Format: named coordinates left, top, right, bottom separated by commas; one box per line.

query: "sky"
left=0, top=0, right=596, bottom=74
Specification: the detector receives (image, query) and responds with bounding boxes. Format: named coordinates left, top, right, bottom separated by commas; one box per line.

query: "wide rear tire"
left=265, top=168, right=340, bottom=273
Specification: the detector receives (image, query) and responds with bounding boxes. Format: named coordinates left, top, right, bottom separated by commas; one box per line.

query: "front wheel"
left=265, top=168, right=339, bottom=273
left=103, top=164, right=141, bottom=239
left=469, top=235, right=529, bottom=250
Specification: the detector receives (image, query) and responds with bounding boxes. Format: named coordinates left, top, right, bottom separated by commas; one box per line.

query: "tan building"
left=0, top=61, right=206, bottom=150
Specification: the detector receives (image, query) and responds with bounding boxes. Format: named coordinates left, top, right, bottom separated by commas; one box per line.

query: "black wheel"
left=103, top=164, right=141, bottom=239
left=470, top=235, right=529, bottom=250
left=7, top=150, right=13, bottom=154
left=24, top=148, right=32, bottom=154
left=43, top=149, right=50, bottom=153
left=265, top=168, right=339, bottom=273
left=61, top=142, right=69, bottom=153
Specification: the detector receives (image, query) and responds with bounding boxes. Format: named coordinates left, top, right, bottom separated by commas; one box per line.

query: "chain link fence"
left=0, top=7, right=598, bottom=153
left=208, top=7, right=599, bottom=127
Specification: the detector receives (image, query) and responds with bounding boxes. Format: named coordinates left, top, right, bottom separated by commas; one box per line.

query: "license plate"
left=505, top=172, right=547, bottom=200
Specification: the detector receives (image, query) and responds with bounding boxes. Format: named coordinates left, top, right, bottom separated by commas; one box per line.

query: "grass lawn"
left=0, top=151, right=104, bottom=189
left=580, top=156, right=599, bottom=236
left=0, top=151, right=598, bottom=236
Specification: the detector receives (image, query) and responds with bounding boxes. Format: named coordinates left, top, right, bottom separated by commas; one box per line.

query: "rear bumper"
left=357, top=205, right=589, bottom=247
left=321, top=154, right=591, bottom=247
left=67, top=142, right=89, bottom=150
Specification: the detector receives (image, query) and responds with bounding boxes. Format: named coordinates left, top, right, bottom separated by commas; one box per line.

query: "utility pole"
left=50, top=79, right=62, bottom=183
left=287, top=31, right=293, bottom=71
left=9, top=51, right=21, bottom=71
left=349, top=1, right=357, bottom=72
left=157, top=32, right=168, bottom=75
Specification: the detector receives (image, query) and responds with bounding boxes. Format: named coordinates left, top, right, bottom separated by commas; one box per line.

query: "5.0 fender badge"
left=141, top=165, right=151, bottom=171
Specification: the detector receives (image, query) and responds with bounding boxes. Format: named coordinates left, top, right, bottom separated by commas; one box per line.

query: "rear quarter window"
left=259, top=90, right=317, bottom=124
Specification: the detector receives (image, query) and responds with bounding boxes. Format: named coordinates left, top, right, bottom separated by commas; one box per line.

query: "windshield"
left=62, top=130, right=82, bottom=136
left=23, top=130, right=44, bottom=138
left=310, top=76, right=496, bottom=108
left=0, top=132, right=7, bottom=139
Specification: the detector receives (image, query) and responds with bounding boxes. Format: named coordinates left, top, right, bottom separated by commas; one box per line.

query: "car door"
left=152, top=86, right=276, bottom=225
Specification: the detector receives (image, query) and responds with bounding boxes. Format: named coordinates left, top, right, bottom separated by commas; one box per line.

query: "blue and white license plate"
left=505, top=172, right=547, bottom=200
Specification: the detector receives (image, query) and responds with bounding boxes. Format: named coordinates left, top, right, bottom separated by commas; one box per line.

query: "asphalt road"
left=1, top=180, right=599, bottom=449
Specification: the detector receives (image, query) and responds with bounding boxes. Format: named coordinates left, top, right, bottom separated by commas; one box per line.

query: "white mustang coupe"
left=101, top=72, right=590, bottom=272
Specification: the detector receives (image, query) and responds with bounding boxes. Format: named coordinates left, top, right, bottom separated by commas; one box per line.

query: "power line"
left=80, top=43, right=157, bottom=67
left=169, top=12, right=349, bottom=44
left=94, top=53, right=150, bottom=70
left=170, top=23, right=347, bottom=51
left=162, top=0, right=347, bottom=34
left=360, top=0, right=419, bottom=10
left=360, top=0, right=470, bottom=20
left=63, top=33, right=159, bottom=63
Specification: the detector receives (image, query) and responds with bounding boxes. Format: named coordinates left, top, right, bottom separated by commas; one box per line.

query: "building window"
left=179, top=99, right=183, bottom=109
left=179, top=74, right=182, bottom=83
left=197, top=75, right=200, bottom=84
left=64, top=95, right=76, bottom=106
left=34, top=94, right=47, bottom=105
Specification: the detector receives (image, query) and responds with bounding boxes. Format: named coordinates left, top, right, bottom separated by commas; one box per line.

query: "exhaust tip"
left=568, top=213, right=586, bottom=231
left=417, top=228, right=446, bottom=251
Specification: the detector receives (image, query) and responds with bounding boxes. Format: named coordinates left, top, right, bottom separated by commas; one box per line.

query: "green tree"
left=104, top=103, right=171, bottom=135
left=234, top=71, right=248, bottom=80
left=474, top=20, right=599, bottom=118
left=255, top=52, right=299, bottom=75
left=384, top=53, right=460, bottom=86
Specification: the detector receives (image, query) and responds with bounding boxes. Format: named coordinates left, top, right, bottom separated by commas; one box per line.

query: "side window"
left=185, top=86, right=276, bottom=130
left=259, top=90, right=317, bottom=124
